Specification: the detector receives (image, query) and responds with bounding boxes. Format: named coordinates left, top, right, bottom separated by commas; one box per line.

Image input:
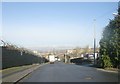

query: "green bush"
left=102, top=55, right=112, bottom=68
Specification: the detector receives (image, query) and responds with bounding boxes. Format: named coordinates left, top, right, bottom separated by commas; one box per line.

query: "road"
left=19, top=62, right=118, bottom=82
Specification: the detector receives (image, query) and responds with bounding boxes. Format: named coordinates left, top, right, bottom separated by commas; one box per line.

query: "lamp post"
left=93, top=19, right=96, bottom=65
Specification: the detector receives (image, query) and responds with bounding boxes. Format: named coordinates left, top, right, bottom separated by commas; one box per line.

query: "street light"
left=113, top=13, right=120, bottom=17
left=113, top=13, right=118, bottom=16
left=93, top=19, right=96, bottom=65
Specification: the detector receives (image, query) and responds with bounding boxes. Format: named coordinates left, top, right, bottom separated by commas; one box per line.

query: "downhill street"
left=19, top=62, right=118, bottom=82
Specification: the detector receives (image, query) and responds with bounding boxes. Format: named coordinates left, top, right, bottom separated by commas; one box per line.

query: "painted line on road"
left=85, top=77, right=93, bottom=80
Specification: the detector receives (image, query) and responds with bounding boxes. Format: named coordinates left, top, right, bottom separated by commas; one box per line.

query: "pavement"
left=1, top=63, right=48, bottom=83
left=2, top=64, right=38, bottom=78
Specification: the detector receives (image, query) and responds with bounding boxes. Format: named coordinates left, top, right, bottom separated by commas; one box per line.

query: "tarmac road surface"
left=19, top=62, right=118, bottom=82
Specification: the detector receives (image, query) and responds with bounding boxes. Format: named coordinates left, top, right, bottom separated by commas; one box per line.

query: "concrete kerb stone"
left=96, top=68, right=118, bottom=73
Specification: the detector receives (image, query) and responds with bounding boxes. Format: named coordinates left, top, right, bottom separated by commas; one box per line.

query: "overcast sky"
left=2, top=2, right=118, bottom=49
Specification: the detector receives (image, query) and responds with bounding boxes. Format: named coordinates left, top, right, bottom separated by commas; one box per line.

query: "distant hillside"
left=28, top=46, right=75, bottom=53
